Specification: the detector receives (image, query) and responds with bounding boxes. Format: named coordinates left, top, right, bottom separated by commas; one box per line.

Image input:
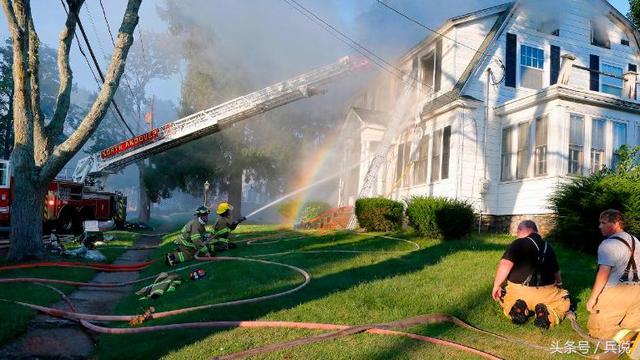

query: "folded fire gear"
left=136, top=272, right=182, bottom=300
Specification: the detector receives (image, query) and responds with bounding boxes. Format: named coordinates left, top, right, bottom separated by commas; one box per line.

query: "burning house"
left=338, top=0, right=640, bottom=233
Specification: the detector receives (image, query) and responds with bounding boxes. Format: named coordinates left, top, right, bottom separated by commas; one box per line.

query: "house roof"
left=351, top=107, right=389, bottom=126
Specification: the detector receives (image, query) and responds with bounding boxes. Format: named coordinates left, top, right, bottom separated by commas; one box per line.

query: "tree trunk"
left=228, top=169, right=243, bottom=219
left=7, top=170, right=45, bottom=260
left=138, top=164, right=150, bottom=223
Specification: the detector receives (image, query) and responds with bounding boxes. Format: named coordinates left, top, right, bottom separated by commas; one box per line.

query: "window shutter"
left=505, top=33, right=517, bottom=88
left=589, top=54, right=599, bottom=91
left=550, top=45, right=560, bottom=85
left=435, top=39, right=442, bottom=92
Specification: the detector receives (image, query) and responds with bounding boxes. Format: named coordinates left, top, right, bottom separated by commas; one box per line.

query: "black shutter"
left=629, top=64, right=637, bottom=72
left=589, top=54, right=599, bottom=91
left=505, top=33, right=517, bottom=88
left=435, top=39, right=442, bottom=92
left=550, top=45, right=560, bottom=85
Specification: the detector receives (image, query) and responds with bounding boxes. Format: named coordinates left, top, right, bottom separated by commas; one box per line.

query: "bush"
left=550, top=145, right=640, bottom=253
left=355, top=197, right=404, bottom=231
left=299, top=201, right=331, bottom=222
left=405, top=196, right=475, bottom=239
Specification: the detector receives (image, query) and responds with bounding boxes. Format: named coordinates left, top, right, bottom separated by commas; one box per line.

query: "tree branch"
left=2, top=0, right=36, bottom=175
left=40, top=0, right=142, bottom=182
left=28, top=15, right=48, bottom=167
left=44, top=0, right=83, bottom=144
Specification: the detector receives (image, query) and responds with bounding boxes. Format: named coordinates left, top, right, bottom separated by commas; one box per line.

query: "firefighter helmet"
left=216, top=202, right=233, bottom=215
left=189, top=269, right=207, bottom=280
left=195, top=206, right=210, bottom=216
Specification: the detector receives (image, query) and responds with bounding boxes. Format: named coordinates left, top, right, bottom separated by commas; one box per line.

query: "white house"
left=338, top=0, right=640, bottom=233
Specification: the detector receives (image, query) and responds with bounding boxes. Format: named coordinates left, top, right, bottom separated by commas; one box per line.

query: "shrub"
left=355, top=197, right=404, bottom=231
left=405, top=196, right=475, bottom=239
left=299, top=201, right=331, bottom=222
left=550, top=145, right=640, bottom=253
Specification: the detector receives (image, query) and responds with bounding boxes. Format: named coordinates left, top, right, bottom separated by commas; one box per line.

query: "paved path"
left=0, top=234, right=161, bottom=359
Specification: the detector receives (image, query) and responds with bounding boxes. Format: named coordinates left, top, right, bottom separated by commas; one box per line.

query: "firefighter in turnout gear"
left=212, top=202, right=246, bottom=251
left=165, top=206, right=214, bottom=266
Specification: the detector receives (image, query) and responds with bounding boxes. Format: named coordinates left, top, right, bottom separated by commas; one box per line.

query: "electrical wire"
left=60, top=0, right=135, bottom=137
left=282, top=0, right=441, bottom=97
left=96, top=0, right=139, bottom=113
left=59, top=0, right=129, bottom=138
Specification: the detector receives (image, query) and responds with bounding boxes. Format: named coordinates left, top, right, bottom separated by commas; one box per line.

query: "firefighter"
left=165, top=206, right=213, bottom=266
left=212, top=202, right=246, bottom=251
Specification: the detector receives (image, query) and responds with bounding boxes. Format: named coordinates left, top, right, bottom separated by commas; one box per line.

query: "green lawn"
left=91, top=226, right=601, bottom=360
left=0, top=230, right=139, bottom=346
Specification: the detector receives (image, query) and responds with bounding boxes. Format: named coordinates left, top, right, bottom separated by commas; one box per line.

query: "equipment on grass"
left=189, top=269, right=207, bottom=280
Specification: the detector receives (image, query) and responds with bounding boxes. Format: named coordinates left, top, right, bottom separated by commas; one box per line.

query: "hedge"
left=550, top=145, right=640, bottom=254
left=355, top=197, right=404, bottom=231
left=405, top=196, right=475, bottom=239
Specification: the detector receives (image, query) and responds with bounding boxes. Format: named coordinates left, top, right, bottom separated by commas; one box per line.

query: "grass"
left=0, top=230, right=139, bottom=346
left=92, top=226, right=602, bottom=360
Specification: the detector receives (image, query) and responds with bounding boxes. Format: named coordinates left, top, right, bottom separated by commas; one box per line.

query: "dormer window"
left=591, top=19, right=611, bottom=48
left=421, top=52, right=435, bottom=91
left=520, top=45, right=544, bottom=89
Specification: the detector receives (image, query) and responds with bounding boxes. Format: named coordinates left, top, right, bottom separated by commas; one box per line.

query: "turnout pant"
left=588, top=285, right=640, bottom=340
left=170, top=245, right=210, bottom=263
left=501, top=281, right=570, bottom=326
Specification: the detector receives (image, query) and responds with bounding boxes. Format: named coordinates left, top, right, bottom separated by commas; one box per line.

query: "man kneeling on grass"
left=491, top=220, right=570, bottom=329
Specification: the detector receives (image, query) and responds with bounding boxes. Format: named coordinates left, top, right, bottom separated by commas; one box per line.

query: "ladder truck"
left=0, top=56, right=365, bottom=234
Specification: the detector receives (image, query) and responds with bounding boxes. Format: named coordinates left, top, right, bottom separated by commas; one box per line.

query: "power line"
left=60, top=0, right=135, bottom=137
left=96, top=0, right=139, bottom=113
left=59, top=0, right=130, bottom=138
left=375, top=1, right=502, bottom=67
left=282, top=0, right=430, bottom=95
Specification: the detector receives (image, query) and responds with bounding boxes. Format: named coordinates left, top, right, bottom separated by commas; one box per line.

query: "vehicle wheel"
left=57, top=210, right=81, bottom=235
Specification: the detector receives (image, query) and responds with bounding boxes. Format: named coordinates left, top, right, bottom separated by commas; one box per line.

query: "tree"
left=630, top=0, right=640, bottom=28
left=2, top=0, right=142, bottom=260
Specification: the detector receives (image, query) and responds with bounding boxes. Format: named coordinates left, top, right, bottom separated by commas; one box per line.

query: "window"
left=622, top=39, right=630, bottom=46
left=591, top=20, right=610, bottom=48
left=431, top=129, right=442, bottom=182
left=534, top=116, right=548, bottom=176
left=421, top=52, right=435, bottom=91
left=0, top=162, right=7, bottom=187
left=402, top=141, right=412, bottom=187
left=501, top=127, right=514, bottom=181
left=413, top=135, right=429, bottom=185
left=520, top=45, right=544, bottom=89
left=441, top=126, right=451, bottom=179
left=612, top=122, right=627, bottom=169
left=516, top=122, right=530, bottom=179
left=537, top=20, right=559, bottom=36
left=591, top=119, right=605, bottom=173
left=601, top=64, right=623, bottom=97
left=568, top=114, right=584, bottom=175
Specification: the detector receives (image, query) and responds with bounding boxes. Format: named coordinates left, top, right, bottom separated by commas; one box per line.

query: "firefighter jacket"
left=175, top=218, right=210, bottom=254
left=214, top=215, right=240, bottom=241
left=136, top=272, right=182, bottom=300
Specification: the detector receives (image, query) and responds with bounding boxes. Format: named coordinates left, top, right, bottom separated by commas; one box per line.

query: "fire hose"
left=26, top=283, right=508, bottom=360
left=0, top=233, right=581, bottom=359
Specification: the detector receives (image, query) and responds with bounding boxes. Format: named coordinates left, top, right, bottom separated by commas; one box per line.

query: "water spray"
left=244, top=162, right=360, bottom=219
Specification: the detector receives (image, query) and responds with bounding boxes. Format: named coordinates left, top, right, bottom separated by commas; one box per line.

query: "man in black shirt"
left=492, top=220, right=570, bottom=329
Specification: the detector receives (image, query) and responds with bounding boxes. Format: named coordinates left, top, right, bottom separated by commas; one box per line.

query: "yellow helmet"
left=216, top=202, right=233, bottom=215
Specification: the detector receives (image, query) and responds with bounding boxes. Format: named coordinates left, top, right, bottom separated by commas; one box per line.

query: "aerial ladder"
left=72, top=56, right=367, bottom=187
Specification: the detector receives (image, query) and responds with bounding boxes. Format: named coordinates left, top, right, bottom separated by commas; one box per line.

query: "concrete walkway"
left=0, top=234, right=161, bottom=359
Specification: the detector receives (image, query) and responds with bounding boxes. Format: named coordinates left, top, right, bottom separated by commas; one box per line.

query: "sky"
left=0, top=0, right=632, bottom=107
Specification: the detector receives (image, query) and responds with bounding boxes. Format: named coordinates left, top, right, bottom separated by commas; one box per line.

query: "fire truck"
left=0, top=56, right=365, bottom=234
